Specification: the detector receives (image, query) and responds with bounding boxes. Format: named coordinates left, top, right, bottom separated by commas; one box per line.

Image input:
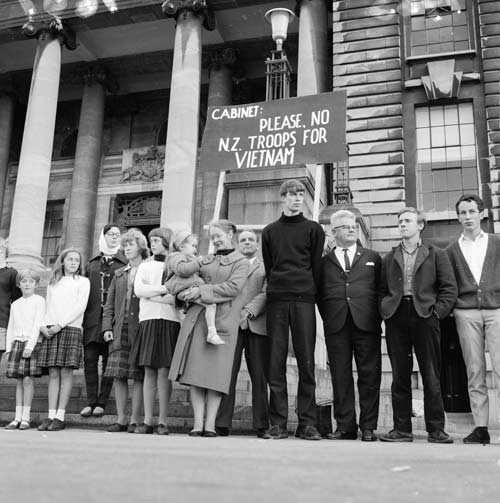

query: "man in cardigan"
left=379, top=207, right=457, bottom=443
left=215, top=230, right=270, bottom=439
left=262, top=179, right=325, bottom=440
left=318, top=210, right=382, bottom=441
left=446, top=194, right=500, bottom=444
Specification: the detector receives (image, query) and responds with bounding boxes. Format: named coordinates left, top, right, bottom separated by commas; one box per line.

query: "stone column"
left=8, top=20, right=75, bottom=269
left=296, top=0, right=330, bottom=96
left=161, top=0, right=215, bottom=230
left=64, top=67, right=115, bottom=260
left=207, top=48, right=237, bottom=108
left=0, top=85, right=15, bottom=221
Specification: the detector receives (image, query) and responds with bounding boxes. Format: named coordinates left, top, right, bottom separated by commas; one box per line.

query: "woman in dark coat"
left=169, top=220, right=249, bottom=436
left=80, top=224, right=127, bottom=418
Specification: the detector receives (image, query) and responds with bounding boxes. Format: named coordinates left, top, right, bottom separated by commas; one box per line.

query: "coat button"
left=346, top=283, right=349, bottom=287
left=347, top=297, right=351, bottom=301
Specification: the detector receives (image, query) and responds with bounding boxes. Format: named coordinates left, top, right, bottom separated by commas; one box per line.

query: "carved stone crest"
left=121, top=146, right=165, bottom=183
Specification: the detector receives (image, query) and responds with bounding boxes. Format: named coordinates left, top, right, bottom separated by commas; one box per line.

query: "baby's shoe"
left=207, top=328, right=225, bottom=345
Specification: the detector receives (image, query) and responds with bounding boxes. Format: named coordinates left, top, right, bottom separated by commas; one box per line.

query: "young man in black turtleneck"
left=262, top=179, right=325, bottom=440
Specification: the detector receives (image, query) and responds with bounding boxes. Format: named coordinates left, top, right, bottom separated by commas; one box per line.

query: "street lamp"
left=264, top=7, right=294, bottom=101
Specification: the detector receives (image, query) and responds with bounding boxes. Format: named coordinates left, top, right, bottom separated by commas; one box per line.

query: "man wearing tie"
left=215, top=230, right=270, bottom=438
left=319, top=210, right=382, bottom=441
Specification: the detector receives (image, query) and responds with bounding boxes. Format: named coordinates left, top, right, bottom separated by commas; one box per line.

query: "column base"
left=6, top=252, right=50, bottom=273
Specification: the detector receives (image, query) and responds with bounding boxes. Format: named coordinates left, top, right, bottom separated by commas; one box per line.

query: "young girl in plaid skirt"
left=4, top=269, right=45, bottom=430
left=37, top=248, right=90, bottom=431
left=103, top=229, right=149, bottom=432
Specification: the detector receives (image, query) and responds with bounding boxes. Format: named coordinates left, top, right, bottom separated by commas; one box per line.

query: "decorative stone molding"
left=120, top=146, right=165, bottom=183
left=421, top=59, right=463, bottom=101
left=161, top=0, right=215, bottom=31
left=21, top=17, right=76, bottom=50
left=208, top=48, right=238, bottom=72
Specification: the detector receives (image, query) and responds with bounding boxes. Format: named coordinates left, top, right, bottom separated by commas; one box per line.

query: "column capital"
left=294, top=0, right=332, bottom=16
left=207, top=48, right=238, bottom=72
left=21, top=17, right=77, bottom=50
left=162, top=0, right=216, bottom=31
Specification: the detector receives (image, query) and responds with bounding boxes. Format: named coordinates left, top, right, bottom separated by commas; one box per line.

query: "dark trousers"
left=216, top=328, right=271, bottom=431
left=84, top=341, right=113, bottom=408
left=325, top=311, right=381, bottom=431
left=267, top=300, right=317, bottom=428
left=385, top=298, right=445, bottom=433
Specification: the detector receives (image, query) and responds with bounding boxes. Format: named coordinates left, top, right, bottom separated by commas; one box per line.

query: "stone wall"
left=333, top=0, right=404, bottom=253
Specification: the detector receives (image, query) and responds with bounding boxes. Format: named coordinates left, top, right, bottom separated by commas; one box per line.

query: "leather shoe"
left=188, top=429, right=203, bottom=437
left=92, top=406, right=105, bottom=418
left=361, top=430, right=377, bottom=442
left=300, top=425, right=322, bottom=441
left=463, top=427, right=490, bottom=444
left=327, top=429, right=358, bottom=440
left=379, top=429, right=413, bottom=442
left=268, top=425, right=288, bottom=439
left=37, top=418, right=52, bottom=431
left=134, top=423, right=153, bottom=434
left=80, top=406, right=93, bottom=418
left=203, top=430, right=218, bottom=438
left=257, top=428, right=271, bottom=439
left=48, top=418, right=66, bottom=431
left=428, top=430, right=453, bottom=444
left=215, top=426, right=229, bottom=437
left=294, top=425, right=306, bottom=438
left=107, top=423, right=128, bottom=433
left=127, top=423, right=137, bottom=433
left=157, top=423, right=169, bottom=435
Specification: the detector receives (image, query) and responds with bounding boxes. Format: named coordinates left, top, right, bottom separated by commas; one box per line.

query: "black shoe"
left=134, top=423, right=154, bottom=434
left=294, top=424, right=306, bottom=438
left=428, top=430, right=453, bottom=444
left=257, top=428, right=271, bottom=439
left=379, top=429, right=413, bottom=442
left=361, top=430, right=378, bottom=442
left=107, top=423, right=128, bottom=433
left=157, top=424, right=169, bottom=435
left=268, top=425, right=288, bottom=439
left=203, top=430, right=218, bottom=438
left=188, top=429, right=204, bottom=437
left=326, top=429, right=358, bottom=440
left=300, top=425, right=322, bottom=441
left=463, top=427, right=490, bottom=444
left=37, top=418, right=52, bottom=431
left=215, top=426, right=229, bottom=437
left=48, top=418, right=66, bottom=431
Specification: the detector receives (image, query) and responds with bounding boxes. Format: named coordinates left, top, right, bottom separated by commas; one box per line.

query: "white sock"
left=55, top=409, right=65, bottom=421
left=21, top=406, right=31, bottom=422
left=48, top=409, right=57, bottom=420
left=14, top=406, right=22, bottom=422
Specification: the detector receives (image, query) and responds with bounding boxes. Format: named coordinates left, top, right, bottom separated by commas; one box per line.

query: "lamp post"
left=264, top=8, right=294, bottom=101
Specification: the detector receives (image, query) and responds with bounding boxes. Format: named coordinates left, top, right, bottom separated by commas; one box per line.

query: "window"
left=415, top=103, right=478, bottom=213
left=42, top=201, right=64, bottom=266
left=409, top=0, right=470, bottom=56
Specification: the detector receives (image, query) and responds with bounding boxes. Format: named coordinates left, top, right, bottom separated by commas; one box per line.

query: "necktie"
left=342, top=248, right=351, bottom=272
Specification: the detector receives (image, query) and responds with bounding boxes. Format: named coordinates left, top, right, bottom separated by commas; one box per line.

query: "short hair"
left=209, top=219, right=237, bottom=235
left=330, top=210, right=356, bottom=228
left=148, top=227, right=174, bottom=252
left=16, top=268, right=40, bottom=287
left=0, top=238, right=8, bottom=256
left=455, top=193, right=484, bottom=214
left=398, top=206, right=427, bottom=227
left=103, top=223, right=120, bottom=235
left=238, top=230, right=259, bottom=243
left=279, top=179, right=306, bottom=197
left=120, top=228, right=150, bottom=259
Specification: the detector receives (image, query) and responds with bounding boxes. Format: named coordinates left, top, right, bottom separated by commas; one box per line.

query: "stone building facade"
left=0, top=0, right=499, bottom=427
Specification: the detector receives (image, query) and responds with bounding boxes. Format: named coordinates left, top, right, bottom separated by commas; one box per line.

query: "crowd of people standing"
left=0, top=180, right=498, bottom=444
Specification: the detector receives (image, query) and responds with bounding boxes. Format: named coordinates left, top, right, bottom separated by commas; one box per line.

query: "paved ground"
left=0, top=429, right=499, bottom=503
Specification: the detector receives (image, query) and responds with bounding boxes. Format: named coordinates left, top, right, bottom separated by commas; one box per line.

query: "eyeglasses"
left=333, top=225, right=358, bottom=231
left=106, top=232, right=121, bottom=238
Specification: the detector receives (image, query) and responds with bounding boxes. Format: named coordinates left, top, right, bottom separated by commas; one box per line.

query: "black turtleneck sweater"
left=262, top=213, right=325, bottom=303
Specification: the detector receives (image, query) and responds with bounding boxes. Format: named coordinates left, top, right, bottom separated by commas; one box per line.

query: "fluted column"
left=296, top=0, right=330, bottom=96
left=8, top=20, right=75, bottom=269
left=65, top=67, right=115, bottom=259
left=161, top=0, right=215, bottom=230
left=0, top=84, right=15, bottom=220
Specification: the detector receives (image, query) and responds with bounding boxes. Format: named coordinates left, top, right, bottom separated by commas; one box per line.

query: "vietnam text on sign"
left=200, top=91, right=347, bottom=171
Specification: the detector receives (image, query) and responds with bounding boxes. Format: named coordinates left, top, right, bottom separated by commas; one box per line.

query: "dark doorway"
left=125, top=224, right=157, bottom=243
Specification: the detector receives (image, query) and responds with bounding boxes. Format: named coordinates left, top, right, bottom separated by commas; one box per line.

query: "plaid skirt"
left=6, top=340, right=42, bottom=378
left=105, top=322, right=144, bottom=381
left=38, top=326, right=83, bottom=369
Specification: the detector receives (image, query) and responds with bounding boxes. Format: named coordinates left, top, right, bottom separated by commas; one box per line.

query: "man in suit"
left=446, top=194, right=500, bottom=444
left=379, top=207, right=457, bottom=443
left=319, top=210, right=382, bottom=441
left=215, top=230, right=270, bottom=438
